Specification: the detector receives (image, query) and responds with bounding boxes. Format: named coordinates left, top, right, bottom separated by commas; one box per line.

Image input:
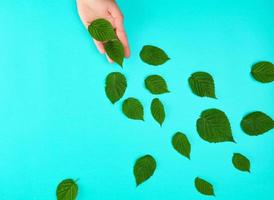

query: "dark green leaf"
left=241, top=111, right=274, bottom=136
left=188, top=72, right=216, bottom=98
left=150, top=98, right=165, bottom=126
left=140, top=45, right=169, bottom=66
left=104, top=40, right=124, bottom=67
left=105, top=72, right=127, bottom=104
left=122, top=98, right=144, bottom=120
left=196, top=108, right=234, bottom=143
left=251, top=61, right=274, bottom=83
left=195, top=177, right=215, bottom=196
left=172, top=132, right=191, bottom=159
left=232, top=153, right=251, bottom=173
left=134, top=155, right=156, bottom=186
left=145, top=75, right=169, bottom=94
left=56, top=179, right=78, bottom=200
left=88, top=18, right=116, bottom=42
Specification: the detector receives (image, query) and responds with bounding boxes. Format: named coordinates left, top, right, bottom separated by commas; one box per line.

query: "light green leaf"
left=122, top=98, right=144, bottom=120
left=150, top=98, right=165, bottom=126
left=188, top=72, right=216, bottom=98
left=251, top=61, right=274, bottom=83
left=145, top=75, right=169, bottom=94
left=105, top=72, right=127, bottom=104
left=134, top=155, right=156, bottom=186
left=140, top=45, right=169, bottom=66
left=172, top=132, right=191, bottom=159
left=232, top=153, right=251, bottom=173
left=88, top=18, right=116, bottom=42
left=104, top=40, right=124, bottom=67
left=56, top=179, right=78, bottom=200
left=196, top=108, right=234, bottom=143
left=241, top=111, right=274, bottom=136
left=195, top=177, right=215, bottom=196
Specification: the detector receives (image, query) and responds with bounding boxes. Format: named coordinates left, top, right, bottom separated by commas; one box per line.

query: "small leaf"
left=172, top=132, right=191, bottom=159
left=145, top=75, right=169, bottom=94
left=188, top=72, right=216, bottom=98
left=105, top=72, right=127, bottom=104
left=56, top=179, right=78, bottom=200
left=134, top=155, right=156, bottom=186
left=140, top=45, right=169, bottom=66
left=241, top=111, right=274, bottom=136
left=104, top=40, right=124, bottom=67
left=150, top=98, right=165, bottom=126
left=195, top=177, right=215, bottom=196
left=232, top=153, right=251, bottom=173
left=251, top=61, right=274, bottom=83
left=122, top=98, right=144, bottom=120
left=88, top=18, right=116, bottom=42
left=196, top=108, right=234, bottom=143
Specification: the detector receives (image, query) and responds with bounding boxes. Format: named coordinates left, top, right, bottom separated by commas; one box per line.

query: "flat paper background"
left=0, top=0, right=273, bottom=199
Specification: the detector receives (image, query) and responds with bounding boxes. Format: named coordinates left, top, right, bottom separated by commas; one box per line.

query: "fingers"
left=93, top=39, right=105, bottom=54
left=109, top=4, right=130, bottom=57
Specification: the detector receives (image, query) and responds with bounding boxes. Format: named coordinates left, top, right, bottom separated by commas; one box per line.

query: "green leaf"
left=134, top=155, right=156, bottom=186
left=122, top=98, right=144, bottom=120
left=88, top=18, right=116, bottom=42
left=104, top=40, right=125, bottom=67
left=251, top=61, right=274, bottom=83
left=105, top=72, right=127, bottom=104
left=188, top=72, right=216, bottom=98
left=56, top=179, right=78, bottom=200
left=241, top=111, right=274, bottom=136
left=140, top=45, right=169, bottom=66
left=232, top=153, right=251, bottom=173
left=196, top=108, right=234, bottom=143
left=195, top=177, right=215, bottom=196
left=145, top=75, right=169, bottom=94
left=172, top=132, right=191, bottom=159
left=150, top=98, right=165, bottom=126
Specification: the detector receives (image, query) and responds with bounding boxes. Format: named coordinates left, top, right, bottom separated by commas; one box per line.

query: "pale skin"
left=76, top=0, right=130, bottom=63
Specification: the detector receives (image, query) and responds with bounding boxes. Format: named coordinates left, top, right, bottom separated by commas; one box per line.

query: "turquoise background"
left=0, top=0, right=273, bottom=199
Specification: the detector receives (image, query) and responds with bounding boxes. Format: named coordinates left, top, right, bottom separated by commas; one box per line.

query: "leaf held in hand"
left=195, top=177, right=215, bottom=196
left=196, top=108, right=234, bottom=143
left=172, top=132, right=191, bottom=159
left=188, top=71, right=216, bottom=98
left=145, top=75, right=169, bottom=94
left=134, top=155, right=156, bottom=186
left=105, top=72, right=127, bottom=104
left=251, top=61, right=274, bottom=83
left=232, top=153, right=251, bottom=173
left=56, top=179, right=78, bottom=200
left=88, top=18, right=116, bottom=42
left=241, top=111, right=274, bottom=136
left=140, top=45, right=169, bottom=66
left=104, top=40, right=125, bottom=67
left=150, top=98, right=165, bottom=126
left=122, top=98, right=144, bottom=120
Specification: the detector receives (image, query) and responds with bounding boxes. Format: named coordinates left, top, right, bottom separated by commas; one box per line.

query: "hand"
left=77, top=0, right=130, bottom=63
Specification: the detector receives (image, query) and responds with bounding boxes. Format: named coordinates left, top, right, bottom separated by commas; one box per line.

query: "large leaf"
left=140, top=45, right=169, bottom=66
left=150, top=98, right=165, bottom=126
left=134, top=155, right=156, bottom=186
left=145, top=75, right=169, bottom=94
left=188, top=72, right=216, bottom=98
left=104, top=40, right=124, bottom=67
left=172, top=132, right=191, bottom=159
left=196, top=108, right=234, bottom=143
left=105, top=72, right=127, bottom=104
left=56, top=179, right=78, bottom=200
left=88, top=18, right=116, bottom=42
left=241, top=111, right=274, bottom=136
left=122, top=98, right=144, bottom=120
left=232, top=153, right=251, bottom=173
left=251, top=61, right=274, bottom=83
left=194, top=177, right=215, bottom=196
